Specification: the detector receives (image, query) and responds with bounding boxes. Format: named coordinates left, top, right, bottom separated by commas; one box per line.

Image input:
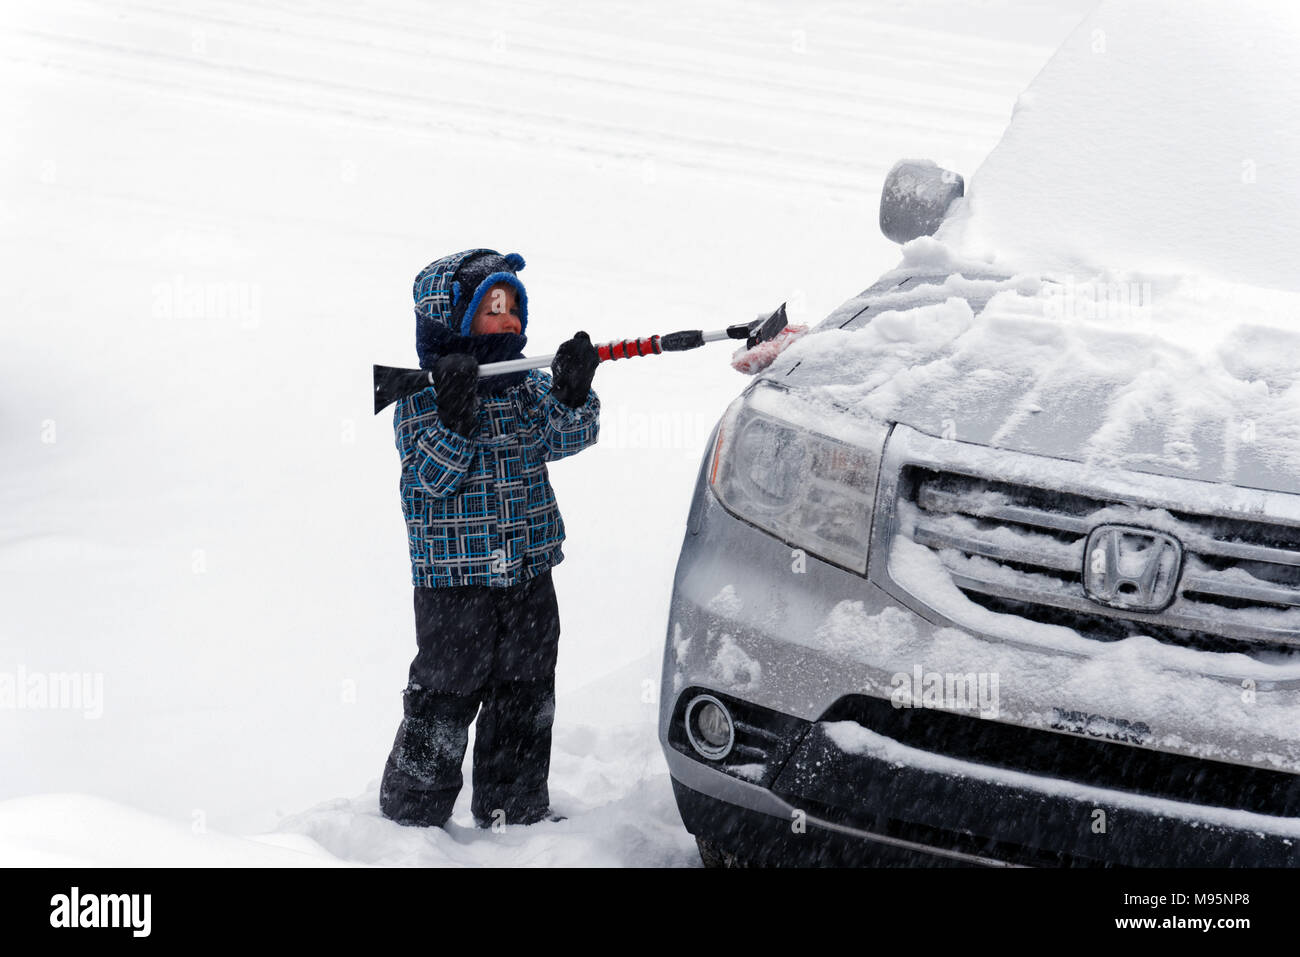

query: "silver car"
left=658, top=163, right=1300, bottom=867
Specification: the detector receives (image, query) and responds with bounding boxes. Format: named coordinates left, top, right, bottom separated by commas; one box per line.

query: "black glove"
left=550, top=331, right=599, bottom=408
left=433, top=353, right=479, bottom=437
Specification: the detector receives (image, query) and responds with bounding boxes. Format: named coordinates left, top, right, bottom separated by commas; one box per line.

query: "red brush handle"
left=596, top=336, right=662, bottom=362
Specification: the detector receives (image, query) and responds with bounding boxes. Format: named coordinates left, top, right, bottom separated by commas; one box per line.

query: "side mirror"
left=879, top=160, right=964, bottom=245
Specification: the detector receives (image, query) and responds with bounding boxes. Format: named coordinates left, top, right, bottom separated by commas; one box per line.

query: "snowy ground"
left=0, top=0, right=1089, bottom=865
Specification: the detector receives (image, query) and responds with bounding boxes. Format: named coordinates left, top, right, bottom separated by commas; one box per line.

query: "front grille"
left=819, top=695, right=1300, bottom=818
left=895, top=465, right=1300, bottom=656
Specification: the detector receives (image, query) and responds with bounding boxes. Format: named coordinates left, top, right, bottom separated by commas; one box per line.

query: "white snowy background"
left=0, top=0, right=1091, bottom=865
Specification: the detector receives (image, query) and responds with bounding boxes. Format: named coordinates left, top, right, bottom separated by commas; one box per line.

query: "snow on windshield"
left=942, top=0, right=1300, bottom=292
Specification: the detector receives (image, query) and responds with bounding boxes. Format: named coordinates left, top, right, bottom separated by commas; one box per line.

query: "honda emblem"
left=1082, top=525, right=1183, bottom=612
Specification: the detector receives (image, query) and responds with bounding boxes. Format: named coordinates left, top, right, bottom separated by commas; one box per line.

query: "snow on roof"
left=941, top=0, right=1300, bottom=292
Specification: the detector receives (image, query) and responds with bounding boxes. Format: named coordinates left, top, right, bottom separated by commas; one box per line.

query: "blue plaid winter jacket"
left=397, top=250, right=599, bottom=588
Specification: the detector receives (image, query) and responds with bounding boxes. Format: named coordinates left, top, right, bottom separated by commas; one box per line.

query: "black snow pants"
left=379, top=569, right=561, bottom=828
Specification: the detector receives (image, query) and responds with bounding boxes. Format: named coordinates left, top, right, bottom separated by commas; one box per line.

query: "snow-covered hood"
left=769, top=260, right=1300, bottom=498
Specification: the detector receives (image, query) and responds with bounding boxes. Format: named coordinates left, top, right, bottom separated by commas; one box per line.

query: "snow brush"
left=372, top=303, right=806, bottom=414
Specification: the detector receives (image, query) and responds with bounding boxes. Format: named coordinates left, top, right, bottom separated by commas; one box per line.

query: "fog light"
left=685, top=694, right=734, bottom=760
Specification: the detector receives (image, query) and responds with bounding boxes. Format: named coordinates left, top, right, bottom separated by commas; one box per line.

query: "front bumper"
left=666, top=691, right=1300, bottom=867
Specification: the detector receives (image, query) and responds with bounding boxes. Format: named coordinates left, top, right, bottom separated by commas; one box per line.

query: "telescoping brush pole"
left=465, top=305, right=787, bottom=377
left=373, top=303, right=795, bottom=414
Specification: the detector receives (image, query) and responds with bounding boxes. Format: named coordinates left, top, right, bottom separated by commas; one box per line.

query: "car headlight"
left=708, top=381, right=885, bottom=574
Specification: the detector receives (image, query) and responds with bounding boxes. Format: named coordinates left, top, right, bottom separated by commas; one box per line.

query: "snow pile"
left=707, top=634, right=762, bottom=691
left=273, top=752, right=698, bottom=868
left=944, top=0, right=1300, bottom=292
left=270, top=676, right=700, bottom=867
left=0, top=667, right=700, bottom=867
left=0, top=794, right=345, bottom=867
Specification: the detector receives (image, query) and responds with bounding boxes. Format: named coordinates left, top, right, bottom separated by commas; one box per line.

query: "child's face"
left=469, top=283, right=522, bottom=335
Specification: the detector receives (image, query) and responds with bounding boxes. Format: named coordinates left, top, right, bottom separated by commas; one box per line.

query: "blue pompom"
left=503, top=252, right=525, bottom=271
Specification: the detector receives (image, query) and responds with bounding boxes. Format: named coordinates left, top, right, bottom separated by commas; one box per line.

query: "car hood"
left=769, top=268, right=1300, bottom=499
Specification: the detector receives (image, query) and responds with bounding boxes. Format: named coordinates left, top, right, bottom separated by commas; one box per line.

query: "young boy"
left=379, top=248, right=600, bottom=829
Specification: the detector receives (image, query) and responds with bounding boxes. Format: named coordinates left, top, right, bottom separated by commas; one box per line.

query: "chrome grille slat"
left=1181, top=575, right=1300, bottom=609
left=946, top=571, right=1300, bottom=647
left=912, top=521, right=1081, bottom=575
left=1190, top=538, right=1300, bottom=569
left=918, top=486, right=1093, bottom=535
